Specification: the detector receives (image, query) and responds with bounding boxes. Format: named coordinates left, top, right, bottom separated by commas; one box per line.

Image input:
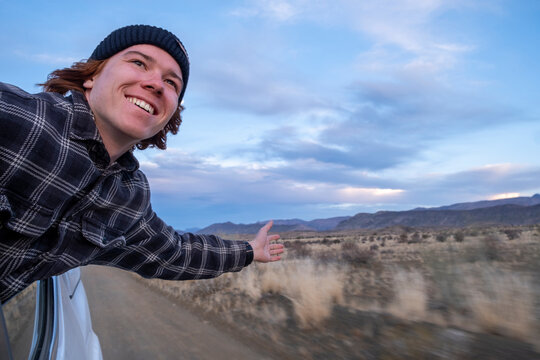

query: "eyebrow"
left=123, top=50, right=184, bottom=86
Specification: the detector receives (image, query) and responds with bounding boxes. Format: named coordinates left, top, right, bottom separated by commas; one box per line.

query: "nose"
left=141, top=72, right=164, bottom=95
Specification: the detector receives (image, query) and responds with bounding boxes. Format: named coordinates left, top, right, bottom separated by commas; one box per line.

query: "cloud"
left=206, top=0, right=474, bottom=116
left=13, top=50, right=78, bottom=65
left=229, top=0, right=299, bottom=21
left=195, top=61, right=326, bottom=115
left=140, top=148, right=405, bottom=207
left=231, top=0, right=473, bottom=74
left=258, top=126, right=417, bottom=170
left=402, top=164, right=540, bottom=205
left=140, top=145, right=540, bottom=227
left=208, top=0, right=518, bottom=173
left=144, top=150, right=540, bottom=212
left=247, top=68, right=519, bottom=171
left=488, top=192, right=520, bottom=201
left=192, top=34, right=328, bottom=116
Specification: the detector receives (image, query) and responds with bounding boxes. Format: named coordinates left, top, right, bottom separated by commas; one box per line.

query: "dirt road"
left=82, top=265, right=272, bottom=360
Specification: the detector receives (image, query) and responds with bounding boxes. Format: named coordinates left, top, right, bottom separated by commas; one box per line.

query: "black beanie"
left=90, top=25, right=190, bottom=102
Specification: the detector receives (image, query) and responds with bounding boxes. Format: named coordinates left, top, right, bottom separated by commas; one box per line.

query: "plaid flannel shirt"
left=0, top=82, right=248, bottom=303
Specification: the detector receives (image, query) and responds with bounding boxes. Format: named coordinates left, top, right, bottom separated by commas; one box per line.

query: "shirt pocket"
left=0, top=191, right=55, bottom=237
left=81, top=216, right=126, bottom=248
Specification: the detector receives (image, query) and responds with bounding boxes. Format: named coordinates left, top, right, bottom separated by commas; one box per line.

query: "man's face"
left=83, top=44, right=183, bottom=150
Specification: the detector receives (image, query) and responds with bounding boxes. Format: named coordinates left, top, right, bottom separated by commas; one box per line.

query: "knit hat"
left=90, top=25, right=190, bottom=102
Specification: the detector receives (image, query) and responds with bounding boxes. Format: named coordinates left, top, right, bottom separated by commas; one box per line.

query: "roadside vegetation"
left=3, top=283, right=36, bottom=352
left=143, top=225, right=540, bottom=359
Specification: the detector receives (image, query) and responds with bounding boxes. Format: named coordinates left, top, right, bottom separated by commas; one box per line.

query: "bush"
left=467, top=229, right=479, bottom=237
left=408, top=232, right=422, bottom=244
left=341, top=242, right=373, bottom=265
left=398, top=233, right=408, bottom=243
left=454, top=231, right=465, bottom=243
left=482, top=235, right=501, bottom=261
left=436, top=233, right=447, bottom=242
left=286, top=240, right=312, bottom=258
left=503, top=229, right=521, bottom=240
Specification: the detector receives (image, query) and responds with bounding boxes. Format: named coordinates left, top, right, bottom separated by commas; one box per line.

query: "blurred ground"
left=81, top=265, right=273, bottom=360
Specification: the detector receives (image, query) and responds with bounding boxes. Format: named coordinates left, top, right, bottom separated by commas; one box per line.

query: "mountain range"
left=195, top=194, right=540, bottom=234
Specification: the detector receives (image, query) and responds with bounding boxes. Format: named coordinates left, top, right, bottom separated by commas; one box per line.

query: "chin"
left=125, top=126, right=160, bottom=143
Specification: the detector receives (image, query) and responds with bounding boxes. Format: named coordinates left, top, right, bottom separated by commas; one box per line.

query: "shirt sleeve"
left=88, top=203, right=249, bottom=280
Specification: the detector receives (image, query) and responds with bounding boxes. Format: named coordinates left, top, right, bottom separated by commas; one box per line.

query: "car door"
left=1, top=268, right=102, bottom=360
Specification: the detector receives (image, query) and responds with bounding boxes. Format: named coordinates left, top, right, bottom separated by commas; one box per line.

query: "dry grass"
left=387, top=269, right=428, bottom=321
left=148, top=258, right=346, bottom=329
left=3, top=282, right=36, bottom=343
left=462, top=265, right=535, bottom=341
left=142, top=225, right=540, bottom=357
left=274, top=259, right=345, bottom=328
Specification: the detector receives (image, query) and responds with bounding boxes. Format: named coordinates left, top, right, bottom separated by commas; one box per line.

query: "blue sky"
left=1, top=0, right=539, bottom=230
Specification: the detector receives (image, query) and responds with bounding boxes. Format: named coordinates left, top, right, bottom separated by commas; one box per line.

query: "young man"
left=0, top=25, right=284, bottom=303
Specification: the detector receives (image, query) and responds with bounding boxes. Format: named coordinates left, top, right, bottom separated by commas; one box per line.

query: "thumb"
left=259, top=220, right=273, bottom=234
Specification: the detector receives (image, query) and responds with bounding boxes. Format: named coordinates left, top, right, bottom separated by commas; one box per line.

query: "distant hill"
left=415, top=194, right=540, bottom=211
left=336, top=203, right=540, bottom=230
left=195, top=194, right=540, bottom=234
left=197, top=216, right=350, bottom=234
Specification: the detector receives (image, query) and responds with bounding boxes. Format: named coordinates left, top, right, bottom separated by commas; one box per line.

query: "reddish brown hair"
left=40, top=59, right=184, bottom=150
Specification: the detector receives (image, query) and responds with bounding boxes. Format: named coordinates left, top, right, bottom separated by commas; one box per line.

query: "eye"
left=131, top=59, right=145, bottom=68
left=165, top=79, right=179, bottom=91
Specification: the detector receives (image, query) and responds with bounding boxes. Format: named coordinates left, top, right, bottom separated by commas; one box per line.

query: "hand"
left=249, top=220, right=284, bottom=263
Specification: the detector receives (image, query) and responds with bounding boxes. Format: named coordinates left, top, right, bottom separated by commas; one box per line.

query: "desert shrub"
left=321, top=237, right=340, bottom=245
left=314, top=249, right=338, bottom=264
left=503, top=228, right=521, bottom=240
left=454, top=231, right=465, bottom=243
left=341, top=242, right=373, bottom=265
left=467, top=229, right=479, bottom=237
left=408, top=232, right=421, bottom=244
left=422, top=233, right=429, bottom=239
left=436, top=233, right=447, bottom=242
left=286, top=240, right=312, bottom=258
left=481, top=235, right=501, bottom=261
left=398, top=233, right=408, bottom=243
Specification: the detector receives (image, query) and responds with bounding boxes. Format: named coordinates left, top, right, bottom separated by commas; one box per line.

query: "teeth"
left=128, top=97, right=155, bottom=115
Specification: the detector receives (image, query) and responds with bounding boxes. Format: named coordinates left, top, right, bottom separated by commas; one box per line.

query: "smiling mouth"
left=127, top=97, right=155, bottom=115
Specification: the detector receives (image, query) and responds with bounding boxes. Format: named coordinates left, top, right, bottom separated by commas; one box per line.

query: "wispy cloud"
left=192, top=30, right=329, bottom=116
left=231, top=0, right=473, bottom=74
left=248, top=70, right=518, bottom=171
left=141, top=146, right=540, bottom=213
left=13, top=50, right=78, bottom=65
left=403, top=164, right=540, bottom=205
left=229, top=0, right=299, bottom=21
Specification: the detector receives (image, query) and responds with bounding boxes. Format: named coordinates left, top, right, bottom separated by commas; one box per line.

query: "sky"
left=1, top=0, right=539, bottom=230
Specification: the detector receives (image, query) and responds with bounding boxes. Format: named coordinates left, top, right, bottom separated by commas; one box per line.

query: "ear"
left=83, top=78, right=94, bottom=90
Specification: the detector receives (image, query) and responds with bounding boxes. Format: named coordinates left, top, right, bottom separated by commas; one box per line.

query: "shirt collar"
left=68, top=90, right=139, bottom=172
